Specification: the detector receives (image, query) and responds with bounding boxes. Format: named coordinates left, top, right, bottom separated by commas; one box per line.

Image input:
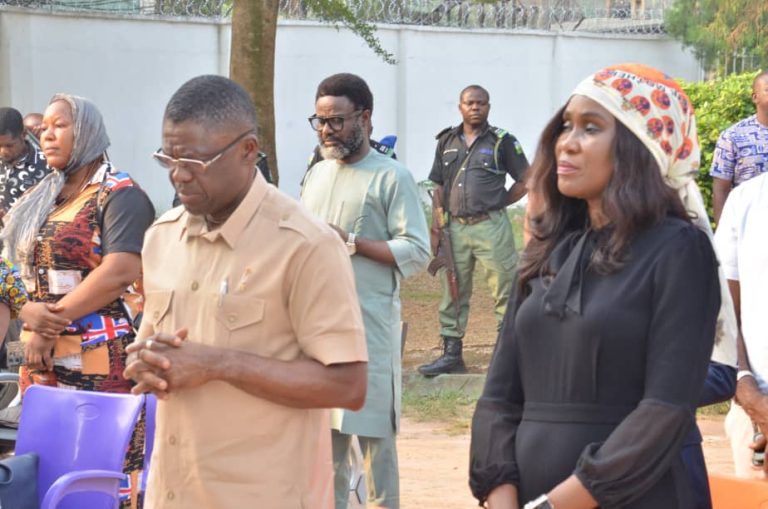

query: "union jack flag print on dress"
left=66, top=312, right=133, bottom=347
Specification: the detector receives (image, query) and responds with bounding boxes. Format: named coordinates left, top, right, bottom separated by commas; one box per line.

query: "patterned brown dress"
left=19, top=162, right=155, bottom=509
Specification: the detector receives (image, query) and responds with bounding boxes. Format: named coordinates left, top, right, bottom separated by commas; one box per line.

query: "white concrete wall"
left=0, top=7, right=702, bottom=210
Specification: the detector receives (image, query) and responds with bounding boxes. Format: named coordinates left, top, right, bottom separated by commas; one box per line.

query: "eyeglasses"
left=153, top=129, right=255, bottom=174
left=308, top=110, right=363, bottom=132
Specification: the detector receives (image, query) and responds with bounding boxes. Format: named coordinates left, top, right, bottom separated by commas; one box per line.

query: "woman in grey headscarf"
left=2, top=94, right=155, bottom=509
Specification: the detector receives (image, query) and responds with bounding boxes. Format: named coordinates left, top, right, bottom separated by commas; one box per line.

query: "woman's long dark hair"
left=518, top=103, right=690, bottom=292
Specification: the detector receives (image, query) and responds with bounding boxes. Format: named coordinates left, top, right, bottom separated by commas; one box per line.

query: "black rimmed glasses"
left=153, top=129, right=255, bottom=174
left=308, top=110, right=363, bottom=132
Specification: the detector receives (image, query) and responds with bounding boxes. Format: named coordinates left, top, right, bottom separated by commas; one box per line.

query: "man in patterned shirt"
left=0, top=108, right=49, bottom=221
left=711, top=72, right=768, bottom=225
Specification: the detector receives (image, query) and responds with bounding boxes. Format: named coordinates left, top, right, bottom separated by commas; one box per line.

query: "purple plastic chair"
left=15, top=385, right=144, bottom=509
left=140, top=394, right=156, bottom=493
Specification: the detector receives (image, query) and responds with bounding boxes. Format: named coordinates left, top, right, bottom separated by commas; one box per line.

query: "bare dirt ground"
left=401, top=270, right=499, bottom=374
left=398, top=415, right=732, bottom=509
left=398, top=271, right=734, bottom=508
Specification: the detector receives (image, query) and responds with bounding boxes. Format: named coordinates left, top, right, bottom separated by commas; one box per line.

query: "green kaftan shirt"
left=301, top=149, right=430, bottom=437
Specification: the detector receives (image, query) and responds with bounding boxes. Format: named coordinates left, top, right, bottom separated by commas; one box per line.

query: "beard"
left=318, top=122, right=366, bottom=161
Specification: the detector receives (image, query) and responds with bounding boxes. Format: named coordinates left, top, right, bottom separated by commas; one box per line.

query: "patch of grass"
left=697, top=401, right=731, bottom=417
left=400, top=288, right=441, bottom=303
left=402, top=387, right=727, bottom=437
left=402, top=388, right=478, bottom=435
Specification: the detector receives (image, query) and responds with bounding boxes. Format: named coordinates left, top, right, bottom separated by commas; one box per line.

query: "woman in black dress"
left=469, top=64, right=723, bottom=509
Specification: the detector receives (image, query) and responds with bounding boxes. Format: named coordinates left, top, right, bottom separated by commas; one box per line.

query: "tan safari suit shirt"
left=139, top=174, right=367, bottom=509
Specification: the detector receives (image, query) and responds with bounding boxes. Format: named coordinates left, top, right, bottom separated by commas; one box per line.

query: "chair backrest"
left=141, top=394, right=157, bottom=493
left=709, top=473, right=768, bottom=509
left=15, top=385, right=144, bottom=509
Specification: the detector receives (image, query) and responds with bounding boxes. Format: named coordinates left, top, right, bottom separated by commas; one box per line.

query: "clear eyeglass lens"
left=177, top=159, right=206, bottom=173
left=153, top=153, right=205, bottom=173
left=153, top=153, right=173, bottom=168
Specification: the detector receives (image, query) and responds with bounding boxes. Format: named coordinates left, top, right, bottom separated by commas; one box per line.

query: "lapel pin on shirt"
left=237, top=268, right=252, bottom=292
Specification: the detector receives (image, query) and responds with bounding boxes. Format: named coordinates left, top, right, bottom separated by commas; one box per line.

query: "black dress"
left=469, top=218, right=720, bottom=508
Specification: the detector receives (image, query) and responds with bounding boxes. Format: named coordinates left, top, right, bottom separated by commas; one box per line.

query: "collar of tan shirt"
left=184, top=172, right=268, bottom=249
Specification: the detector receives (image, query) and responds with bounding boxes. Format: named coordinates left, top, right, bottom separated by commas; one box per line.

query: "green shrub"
left=679, top=71, right=759, bottom=223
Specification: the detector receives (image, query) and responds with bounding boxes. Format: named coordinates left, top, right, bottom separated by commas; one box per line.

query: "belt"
left=522, top=402, right=635, bottom=424
left=451, top=212, right=490, bottom=225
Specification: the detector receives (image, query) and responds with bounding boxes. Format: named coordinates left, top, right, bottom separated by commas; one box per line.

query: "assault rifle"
left=427, top=190, right=460, bottom=328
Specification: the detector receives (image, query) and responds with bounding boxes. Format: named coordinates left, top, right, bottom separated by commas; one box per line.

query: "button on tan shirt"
left=139, top=174, right=367, bottom=509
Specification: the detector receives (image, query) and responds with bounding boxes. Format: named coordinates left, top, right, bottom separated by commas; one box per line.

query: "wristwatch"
left=346, top=232, right=357, bottom=256
left=737, top=370, right=755, bottom=382
left=523, top=494, right=554, bottom=509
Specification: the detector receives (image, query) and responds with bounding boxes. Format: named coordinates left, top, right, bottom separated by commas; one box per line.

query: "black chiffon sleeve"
left=573, top=226, right=720, bottom=507
left=469, top=285, right=525, bottom=505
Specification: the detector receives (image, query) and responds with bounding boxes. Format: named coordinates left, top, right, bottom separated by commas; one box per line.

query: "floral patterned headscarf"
left=573, top=64, right=703, bottom=225
left=571, top=63, right=736, bottom=364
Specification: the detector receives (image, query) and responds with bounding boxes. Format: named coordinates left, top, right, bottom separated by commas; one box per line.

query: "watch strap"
left=346, top=232, right=357, bottom=255
left=524, top=494, right=554, bottom=509
left=738, top=370, right=755, bottom=382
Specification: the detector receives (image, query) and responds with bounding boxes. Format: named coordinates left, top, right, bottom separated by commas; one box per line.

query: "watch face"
left=524, top=496, right=552, bottom=509
left=346, top=233, right=356, bottom=255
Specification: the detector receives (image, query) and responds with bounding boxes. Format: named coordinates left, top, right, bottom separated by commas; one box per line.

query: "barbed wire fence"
left=284, top=0, right=670, bottom=33
left=0, top=0, right=672, bottom=34
left=0, top=0, right=231, bottom=16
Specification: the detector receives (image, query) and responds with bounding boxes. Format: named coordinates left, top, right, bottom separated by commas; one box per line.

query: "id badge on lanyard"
left=48, top=269, right=83, bottom=295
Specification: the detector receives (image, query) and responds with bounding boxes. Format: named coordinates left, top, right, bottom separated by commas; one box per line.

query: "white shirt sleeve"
left=714, top=190, right=741, bottom=281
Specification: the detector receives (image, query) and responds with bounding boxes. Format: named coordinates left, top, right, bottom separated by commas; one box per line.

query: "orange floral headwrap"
left=572, top=63, right=736, bottom=363
left=573, top=64, right=699, bottom=202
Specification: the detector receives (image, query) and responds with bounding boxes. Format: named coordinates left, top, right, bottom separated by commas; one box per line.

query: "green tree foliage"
left=678, top=71, right=758, bottom=222
left=302, top=0, right=396, bottom=64
left=666, top=0, right=768, bottom=72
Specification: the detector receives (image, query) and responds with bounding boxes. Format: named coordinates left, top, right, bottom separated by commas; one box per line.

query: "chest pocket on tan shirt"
left=214, top=295, right=265, bottom=350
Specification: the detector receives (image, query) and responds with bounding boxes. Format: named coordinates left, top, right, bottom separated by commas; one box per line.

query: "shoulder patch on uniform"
left=489, top=126, right=508, bottom=139
left=513, top=139, right=524, bottom=154
left=369, top=139, right=395, bottom=157
left=155, top=206, right=185, bottom=224
left=435, top=126, right=452, bottom=140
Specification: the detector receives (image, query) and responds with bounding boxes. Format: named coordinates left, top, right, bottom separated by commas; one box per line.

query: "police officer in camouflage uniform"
left=419, top=85, right=529, bottom=376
